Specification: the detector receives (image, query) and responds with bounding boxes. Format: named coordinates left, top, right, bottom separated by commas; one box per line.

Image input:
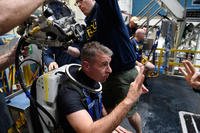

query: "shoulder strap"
left=64, top=80, right=88, bottom=109
left=64, top=80, right=102, bottom=120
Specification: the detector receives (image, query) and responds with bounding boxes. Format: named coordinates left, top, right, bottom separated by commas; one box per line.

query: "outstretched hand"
left=179, top=60, right=200, bottom=90
left=126, top=66, right=147, bottom=103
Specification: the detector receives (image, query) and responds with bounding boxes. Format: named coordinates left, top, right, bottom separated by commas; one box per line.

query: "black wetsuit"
left=57, top=65, right=101, bottom=133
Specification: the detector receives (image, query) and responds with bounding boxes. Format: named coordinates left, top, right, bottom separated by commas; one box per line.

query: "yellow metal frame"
left=150, top=48, right=200, bottom=77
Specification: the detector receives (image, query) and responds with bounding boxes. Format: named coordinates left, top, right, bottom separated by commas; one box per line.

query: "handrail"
left=136, top=0, right=155, bottom=17
left=138, top=2, right=158, bottom=21
left=156, top=48, right=200, bottom=53
left=149, top=48, right=200, bottom=77
left=140, top=7, right=162, bottom=27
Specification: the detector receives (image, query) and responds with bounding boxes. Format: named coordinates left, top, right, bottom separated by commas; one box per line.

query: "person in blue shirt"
left=43, top=45, right=81, bottom=71
left=131, top=29, right=145, bottom=62
left=131, top=29, right=155, bottom=71
left=75, top=0, right=148, bottom=132
left=58, top=41, right=146, bottom=133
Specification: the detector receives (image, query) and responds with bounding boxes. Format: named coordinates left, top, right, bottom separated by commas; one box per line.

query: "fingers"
left=182, top=60, right=196, bottom=75
left=191, top=72, right=200, bottom=89
left=139, top=65, right=145, bottom=74
left=135, top=66, right=140, bottom=72
left=191, top=82, right=200, bottom=89
left=178, top=67, right=187, bottom=77
left=191, top=72, right=200, bottom=82
left=136, top=61, right=143, bottom=67
left=129, top=70, right=144, bottom=97
left=114, top=126, right=133, bottom=133
left=114, top=126, right=126, bottom=133
left=127, top=67, right=145, bottom=103
left=182, top=61, right=193, bottom=76
left=134, top=67, right=145, bottom=89
left=180, top=60, right=200, bottom=89
left=184, top=60, right=195, bottom=74
left=180, top=60, right=196, bottom=76
left=144, top=61, right=155, bottom=71
left=48, top=62, right=58, bottom=71
left=142, top=84, right=149, bottom=94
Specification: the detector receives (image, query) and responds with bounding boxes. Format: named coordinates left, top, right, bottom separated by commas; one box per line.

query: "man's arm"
left=66, top=67, right=145, bottom=133
left=0, top=0, right=45, bottom=35
left=95, top=0, right=125, bottom=26
left=102, top=105, right=132, bottom=133
left=0, top=45, right=16, bottom=71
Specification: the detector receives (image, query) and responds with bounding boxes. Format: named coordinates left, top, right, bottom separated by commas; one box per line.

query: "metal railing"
left=150, top=48, right=200, bottom=77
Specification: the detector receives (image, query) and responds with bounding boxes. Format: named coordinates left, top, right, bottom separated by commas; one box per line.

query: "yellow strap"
left=13, top=66, right=16, bottom=85
left=23, top=65, right=33, bottom=86
left=44, top=73, right=49, bottom=101
left=29, top=26, right=41, bottom=35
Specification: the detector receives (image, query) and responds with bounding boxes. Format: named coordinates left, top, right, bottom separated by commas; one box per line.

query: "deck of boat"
left=121, top=75, right=200, bottom=133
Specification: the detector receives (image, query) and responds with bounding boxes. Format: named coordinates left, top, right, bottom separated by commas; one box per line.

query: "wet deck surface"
left=121, top=75, right=200, bottom=133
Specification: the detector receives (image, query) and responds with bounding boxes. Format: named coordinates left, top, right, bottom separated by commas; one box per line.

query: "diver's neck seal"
left=65, top=64, right=102, bottom=93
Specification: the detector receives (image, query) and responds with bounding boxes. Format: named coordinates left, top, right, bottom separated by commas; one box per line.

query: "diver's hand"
left=112, top=126, right=133, bottom=133
left=126, top=66, right=145, bottom=104
left=191, top=72, right=200, bottom=90
left=48, top=62, right=58, bottom=71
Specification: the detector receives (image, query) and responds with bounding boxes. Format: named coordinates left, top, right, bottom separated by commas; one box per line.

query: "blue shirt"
left=131, top=38, right=143, bottom=62
left=84, top=0, right=136, bottom=73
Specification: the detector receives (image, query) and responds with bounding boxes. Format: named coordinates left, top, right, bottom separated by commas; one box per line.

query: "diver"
left=57, top=41, right=147, bottom=133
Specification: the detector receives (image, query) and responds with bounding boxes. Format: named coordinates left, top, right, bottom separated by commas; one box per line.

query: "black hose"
left=15, top=36, right=58, bottom=131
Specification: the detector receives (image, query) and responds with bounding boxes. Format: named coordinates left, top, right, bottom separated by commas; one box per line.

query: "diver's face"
left=82, top=52, right=112, bottom=83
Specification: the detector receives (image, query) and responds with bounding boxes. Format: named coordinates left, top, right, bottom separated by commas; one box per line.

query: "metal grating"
left=186, top=9, right=200, bottom=19
left=179, top=111, right=200, bottom=133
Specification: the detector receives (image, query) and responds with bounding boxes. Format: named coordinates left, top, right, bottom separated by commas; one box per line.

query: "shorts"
left=102, top=67, right=138, bottom=117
